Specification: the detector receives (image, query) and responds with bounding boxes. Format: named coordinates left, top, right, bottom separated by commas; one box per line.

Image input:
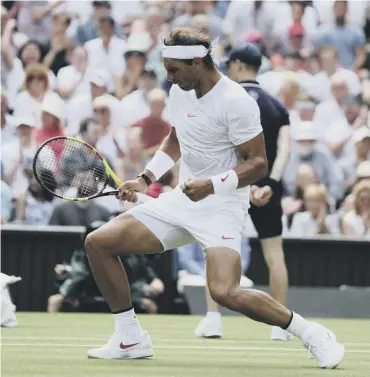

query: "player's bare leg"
left=205, top=247, right=344, bottom=369
left=84, top=213, right=163, bottom=359
left=261, top=236, right=291, bottom=340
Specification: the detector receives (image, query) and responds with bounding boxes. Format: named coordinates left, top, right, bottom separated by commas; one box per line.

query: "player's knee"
left=208, top=282, right=237, bottom=307
left=84, top=230, right=105, bottom=255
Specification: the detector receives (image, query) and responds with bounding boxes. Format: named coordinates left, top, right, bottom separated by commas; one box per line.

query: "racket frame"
left=33, top=136, right=123, bottom=201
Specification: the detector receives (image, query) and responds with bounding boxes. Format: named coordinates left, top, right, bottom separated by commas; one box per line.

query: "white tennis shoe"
left=301, top=323, right=345, bottom=369
left=87, top=331, right=153, bottom=360
left=271, top=326, right=293, bottom=341
left=195, top=317, right=223, bottom=338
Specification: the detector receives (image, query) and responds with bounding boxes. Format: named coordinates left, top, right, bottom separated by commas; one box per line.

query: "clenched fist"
left=180, top=179, right=214, bottom=202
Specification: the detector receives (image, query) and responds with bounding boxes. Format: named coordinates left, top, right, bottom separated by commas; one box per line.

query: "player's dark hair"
left=79, top=117, right=98, bottom=135
left=163, top=28, right=215, bottom=70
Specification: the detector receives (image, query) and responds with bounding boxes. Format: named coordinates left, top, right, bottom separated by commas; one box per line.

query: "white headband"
left=161, top=37, right=220, bottom=66
left=162, top=45, right=208, bottom=59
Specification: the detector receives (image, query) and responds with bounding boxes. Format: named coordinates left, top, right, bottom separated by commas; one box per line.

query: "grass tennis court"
left=2, top=313, right=370, bottom=377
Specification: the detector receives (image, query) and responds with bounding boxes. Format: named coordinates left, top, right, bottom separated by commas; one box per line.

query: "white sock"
left=113, top=308, right=142, bottom=338
left=206, top=311, right=221, bottom=322
left=285, top=312, right=310, bottom=338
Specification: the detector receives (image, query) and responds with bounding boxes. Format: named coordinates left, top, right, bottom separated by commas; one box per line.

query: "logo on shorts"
left=222, top=235, right=234, bottom=240
left=221, top=174, right=229, bottom=182
left=187, top=113, right=197, bottom=118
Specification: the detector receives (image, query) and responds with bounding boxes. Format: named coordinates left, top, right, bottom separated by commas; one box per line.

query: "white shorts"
left=127, top=187, right=246, bottom=252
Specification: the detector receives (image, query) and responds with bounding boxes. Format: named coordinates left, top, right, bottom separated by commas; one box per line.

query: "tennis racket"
left=32, top=136, right=152, bottom=203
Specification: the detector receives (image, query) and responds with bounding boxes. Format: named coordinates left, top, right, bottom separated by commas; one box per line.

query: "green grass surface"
left=2, top=313, right=370, bottom=377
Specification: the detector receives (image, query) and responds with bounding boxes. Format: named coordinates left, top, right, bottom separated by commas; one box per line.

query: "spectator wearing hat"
left=114, top=36, right=149, bottom=100
left=290, top=184, right=340, bottom=236
left=130, top=88, right=171, bottom=158
left=85, top=15, right=126, bottom=93
left=312, top=47, right=362, bottom=102
left=57, top=46, right=90, bottom=103
left=73, top=1, right=121, bottom=45
left=342, top=179, right=370, bottom=237
left=43, top=9, right=73, bottom=76
left=313, top=0, right=366, bottom=69
left=353, top=127, right=370, bottom=165
left=12, top=63, right=51, bottom=126
left=66, top=68, right=119, bottom=136
left=284, top=121, right=345, bottom=202
left=1, top=115, right=38, bottom=200
left=36, top=92, right=65, bottom=145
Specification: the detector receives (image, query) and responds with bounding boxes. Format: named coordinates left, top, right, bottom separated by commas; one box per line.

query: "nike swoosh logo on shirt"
left=120, top=342, right=139, bottom=350
left=221, top=174, right=229, bottom=182
left=222, top=235, right=234, bottom=240
left=187, top=113, right=196, bottom=118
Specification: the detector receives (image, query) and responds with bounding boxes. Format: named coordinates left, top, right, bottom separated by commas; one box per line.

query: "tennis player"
left=84, top=28, right=344, bottom=368
left=195, top=43, right=292, bottom=341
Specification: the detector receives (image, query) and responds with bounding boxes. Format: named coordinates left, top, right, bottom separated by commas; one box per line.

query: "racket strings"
left=34, top=138, right=108, bottom=199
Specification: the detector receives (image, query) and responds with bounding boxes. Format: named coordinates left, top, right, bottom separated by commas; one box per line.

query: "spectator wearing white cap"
left=313, top=72, right=349, bottom=138
left=66, top=68, right=119, bottom=136
left=283, top=121, right=345, bottom=202
left=84, top=15, right=126, bottom=92
left=1, top=90, right=16, bottom=146
left=35, top=92, right=65, bottom=145
left=353, top=127, right=370, bottom=165
left=114, top=35, right=149, bottom=100
left=1, top=115, right=38, bottom=200
left=57, top=46, right=90, bottom=103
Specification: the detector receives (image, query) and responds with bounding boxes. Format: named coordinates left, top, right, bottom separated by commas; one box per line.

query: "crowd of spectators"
left=1, top=0, right=370, bottom=239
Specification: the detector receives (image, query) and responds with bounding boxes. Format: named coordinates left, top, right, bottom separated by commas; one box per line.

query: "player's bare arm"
left=182, top=132, right=268, bottom=202
left=118, top=127, right=180, bottom=202
left=251, top=125, right=291, bottom=207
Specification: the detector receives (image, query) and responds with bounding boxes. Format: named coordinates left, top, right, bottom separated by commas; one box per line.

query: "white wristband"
left=144, top=151, right=175, bottom=181
left=210, top=170, right=239, bottom=194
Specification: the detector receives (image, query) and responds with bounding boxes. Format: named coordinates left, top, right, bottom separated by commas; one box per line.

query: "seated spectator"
left=353, top=126, right=370, bottom=164
left=282, top=163, right=317, bottom=218
left=73, top=1, right=120, bottom=45
left=12, top=63, right=51, bottom=126
left=84, top=15, right=126, bottom=92
left=119, top=69, right=159, bottom=128
left=66, top=68, right=119, bottom=136
left=43, top=9, right=73, bottom=76
left=172, top=0, right=224, bottom=39
left=114, top=35, right=149, bottom=100
left=1, top=115, right=38, bottom=199
left=342, top=179, right=370, bottom=237
left=8, top=41, right=57, bottom=109
left=284, top=121, right=345, bottom=202
left=14, top=167, right=57, bottom=225
left=313, top=0, right=366, bottom=69
left=313, top=46, right=362, bottom=102
left=290, top=184, right=340, bottom=236
left=1, top=163, right=12, bottom=224
left=313, top=72, right=349, bottom=137
left=1, top=90, right=16, bottom=146
left=176, top=239, right=253, bottom=294
left=35, top=92, right=65, bottom=145
left=57, top=46, right=90, bottom=103
left=131, top=88, right=171, bottom=158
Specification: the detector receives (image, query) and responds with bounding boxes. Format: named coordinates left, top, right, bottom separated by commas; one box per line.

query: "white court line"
left=2, top=336, right=370, bottom=347
left=1, top=343, right=370, bottom=353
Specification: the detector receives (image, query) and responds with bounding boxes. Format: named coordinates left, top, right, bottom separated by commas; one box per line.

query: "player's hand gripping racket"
left=33, top=136, right=152, bottom=203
